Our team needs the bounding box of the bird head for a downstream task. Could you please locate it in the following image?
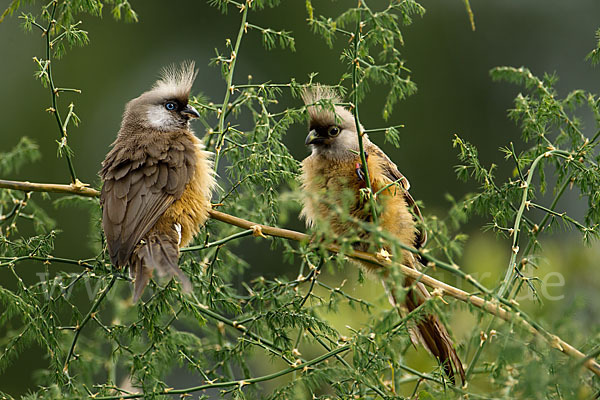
[302,85,365,160]
[122,61,201,132]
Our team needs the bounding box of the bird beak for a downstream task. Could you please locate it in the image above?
[181,104,200,119]
[305,129,321,145]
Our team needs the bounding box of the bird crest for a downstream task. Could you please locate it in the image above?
[302,84,354,129]
[152,61,198,101]
[301,84,341,107]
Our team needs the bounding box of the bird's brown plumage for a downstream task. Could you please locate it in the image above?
[100,62,215,301]
[300,85,465,384]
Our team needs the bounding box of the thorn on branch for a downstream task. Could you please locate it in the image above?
[479,331,487,346]
[250,225,267,238]
[375,248,391,262]
[431,288,448,304]
[551,335,564,351]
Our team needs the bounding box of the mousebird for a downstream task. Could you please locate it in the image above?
[299,85,465,384]
[100,62,216,302]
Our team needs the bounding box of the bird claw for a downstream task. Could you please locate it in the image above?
[355,152,369,182]
[355,163,366,182]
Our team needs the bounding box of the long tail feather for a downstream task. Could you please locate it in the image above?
[383,255,465,385]
[403,281,465,384]
[129,230,190,302]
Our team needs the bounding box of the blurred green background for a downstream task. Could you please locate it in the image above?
[1,0,599,396]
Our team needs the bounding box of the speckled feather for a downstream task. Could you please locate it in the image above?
[300,85,464,384]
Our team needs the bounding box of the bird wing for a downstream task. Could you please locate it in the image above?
[100,134,195,267]
[374,147,411,191]
[373,147,428,249]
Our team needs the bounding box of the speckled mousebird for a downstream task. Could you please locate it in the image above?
[299,85,465,384]
[100,62,216,302]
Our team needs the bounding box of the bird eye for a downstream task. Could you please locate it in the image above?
[165,101,177,111]
[328,126,340,137]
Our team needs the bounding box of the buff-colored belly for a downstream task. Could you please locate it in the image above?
[302,154,416,251]
[155,140,213,247]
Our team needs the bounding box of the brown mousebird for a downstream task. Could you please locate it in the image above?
[300,86,465,384]
[100,62,216,302]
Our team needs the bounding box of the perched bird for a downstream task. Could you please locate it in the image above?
[100,62,216,301]
[300,86,465,384]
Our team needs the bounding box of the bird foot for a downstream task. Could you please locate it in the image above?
[355,163,366,182]
[355,152,369,182]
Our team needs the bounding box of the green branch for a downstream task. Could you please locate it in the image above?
[213,0,249,171]
[498,150,558,297]
[62,275,117,376]
[0,254,95,269]
[181,229,254,252]
[92,344,351,399]
[351,9,379,224]
[44,1,78,184]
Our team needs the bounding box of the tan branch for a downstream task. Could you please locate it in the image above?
[0,179,99,197]
[1,178,598,376]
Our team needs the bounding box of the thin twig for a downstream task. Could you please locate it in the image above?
[181,229,254,252]
[498,150,558,297]
[306,327,388,398]
[0,254,95,268]
[91,344,351,399]
[213,0,249,170]
[63,275,117,375]
[187,295,291,363]
[44,1,78,183]
[351,9,379,224]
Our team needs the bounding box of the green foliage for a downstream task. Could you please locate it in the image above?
[0,141,54,237]
[307,0,423,120]
[1,1,600,399]
[586,28,600,66]
[0,137,40,175]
